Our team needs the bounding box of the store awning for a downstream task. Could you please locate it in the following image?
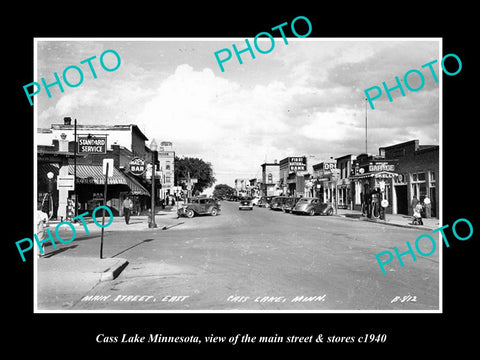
[37,163,150,196]
[69,165,150,196]
[350,171,398,180]
[68,165,126,185]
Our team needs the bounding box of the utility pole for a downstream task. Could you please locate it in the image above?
[365,97,368,154]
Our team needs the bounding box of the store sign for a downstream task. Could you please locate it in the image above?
[289,164,306,171]
[57,175,75,190]
[368,161,395,172]
[78,136,107,154]
[129,157,146,176]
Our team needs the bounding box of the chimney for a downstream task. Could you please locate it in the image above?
[64,117,72,125]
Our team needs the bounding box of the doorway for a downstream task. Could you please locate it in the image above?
[395,185,408,215]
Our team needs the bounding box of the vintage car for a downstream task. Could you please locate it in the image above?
[257,196,274,208]
[292,197,334,216]
[177,197,221,218]
[238,199,254,210]
[282,196,302,213]
[269,196,289,211]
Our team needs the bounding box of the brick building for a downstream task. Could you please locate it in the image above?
[380,140,439,217]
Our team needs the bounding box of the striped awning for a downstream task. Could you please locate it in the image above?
[68,165,150,196]
[37,163,150,196]
[68,165,125,185]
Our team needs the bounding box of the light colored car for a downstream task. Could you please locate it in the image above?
[239,199,254,210]
[251,197,261,206]
[292,197,334,216]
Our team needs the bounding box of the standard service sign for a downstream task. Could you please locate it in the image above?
[129,157,146,176]
[78,136,107,154]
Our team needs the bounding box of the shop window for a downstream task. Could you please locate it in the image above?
[429,171,436,186]
[411,172,427,202]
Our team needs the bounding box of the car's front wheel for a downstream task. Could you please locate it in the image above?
[186,209,195,218]
[211,208,218,216]
[309,209,315,216]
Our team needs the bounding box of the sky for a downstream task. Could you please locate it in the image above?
[35,38,440,192]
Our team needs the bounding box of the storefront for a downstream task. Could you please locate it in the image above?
[350,157,398,214]
[37,163,150,219]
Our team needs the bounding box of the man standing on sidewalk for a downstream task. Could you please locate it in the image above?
[122,196,133,225]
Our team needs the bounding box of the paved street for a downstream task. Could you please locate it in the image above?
[37,201,439,311]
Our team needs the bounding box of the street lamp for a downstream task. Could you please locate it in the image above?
[149,139,158,228]
[46,171,54,219]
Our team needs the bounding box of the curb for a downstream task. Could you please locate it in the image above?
[99,258,129,281]
[335,213,437,231]
[357,216,436,231]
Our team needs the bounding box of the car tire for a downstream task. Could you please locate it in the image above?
[211,208,218,216]
[327,208,333,216]
[309,209,315,216]
[186,209,195,218]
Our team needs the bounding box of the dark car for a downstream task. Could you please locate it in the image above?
[238,199,253,210]
[282,197,302,213]
[177,197,221,218]
[292,197,334,216]
[257,196,274,208]
[270,196,289,211]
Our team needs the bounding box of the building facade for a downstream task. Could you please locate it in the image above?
[279,156,307,196]
[157,141,175,200]
[260,161,281,196]
[37,117,156,220]
[381,140,439,217]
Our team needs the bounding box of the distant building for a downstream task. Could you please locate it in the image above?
[234,178,249,197]
[279,156,307,196]
[261,161,281,196]
[157,141,175,200]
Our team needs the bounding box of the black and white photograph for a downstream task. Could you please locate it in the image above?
[7,6,477,355]
[33,38,441,312]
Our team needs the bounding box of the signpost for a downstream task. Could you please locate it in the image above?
[100,159,113,259]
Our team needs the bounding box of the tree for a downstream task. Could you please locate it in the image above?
[213,184,235,199]
[174,156,216,194]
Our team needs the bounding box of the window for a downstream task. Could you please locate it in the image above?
[166,161,171,170]
[268,173,272,183]
[411,172,427,202]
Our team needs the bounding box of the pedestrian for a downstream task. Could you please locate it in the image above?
[122,195,133,225]
[412,202,424,225]
[411,195,419,214]
[36,203,49,257]
[171,195,175,206]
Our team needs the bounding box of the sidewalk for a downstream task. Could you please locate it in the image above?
[336,208,440,231]
[49,205,182,232]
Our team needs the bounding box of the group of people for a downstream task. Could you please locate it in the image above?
[361,187,385,219]
[410,195,425,225]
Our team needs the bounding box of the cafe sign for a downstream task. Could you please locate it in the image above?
[129,157,146,176]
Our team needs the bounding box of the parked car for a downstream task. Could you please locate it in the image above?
[282,196,302,213]
[238,199,254,210]
[270,196,289,211]
[177,197,221,218]
[257,196,274,208]
[251,196,261,206]
[292,197,334,216]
